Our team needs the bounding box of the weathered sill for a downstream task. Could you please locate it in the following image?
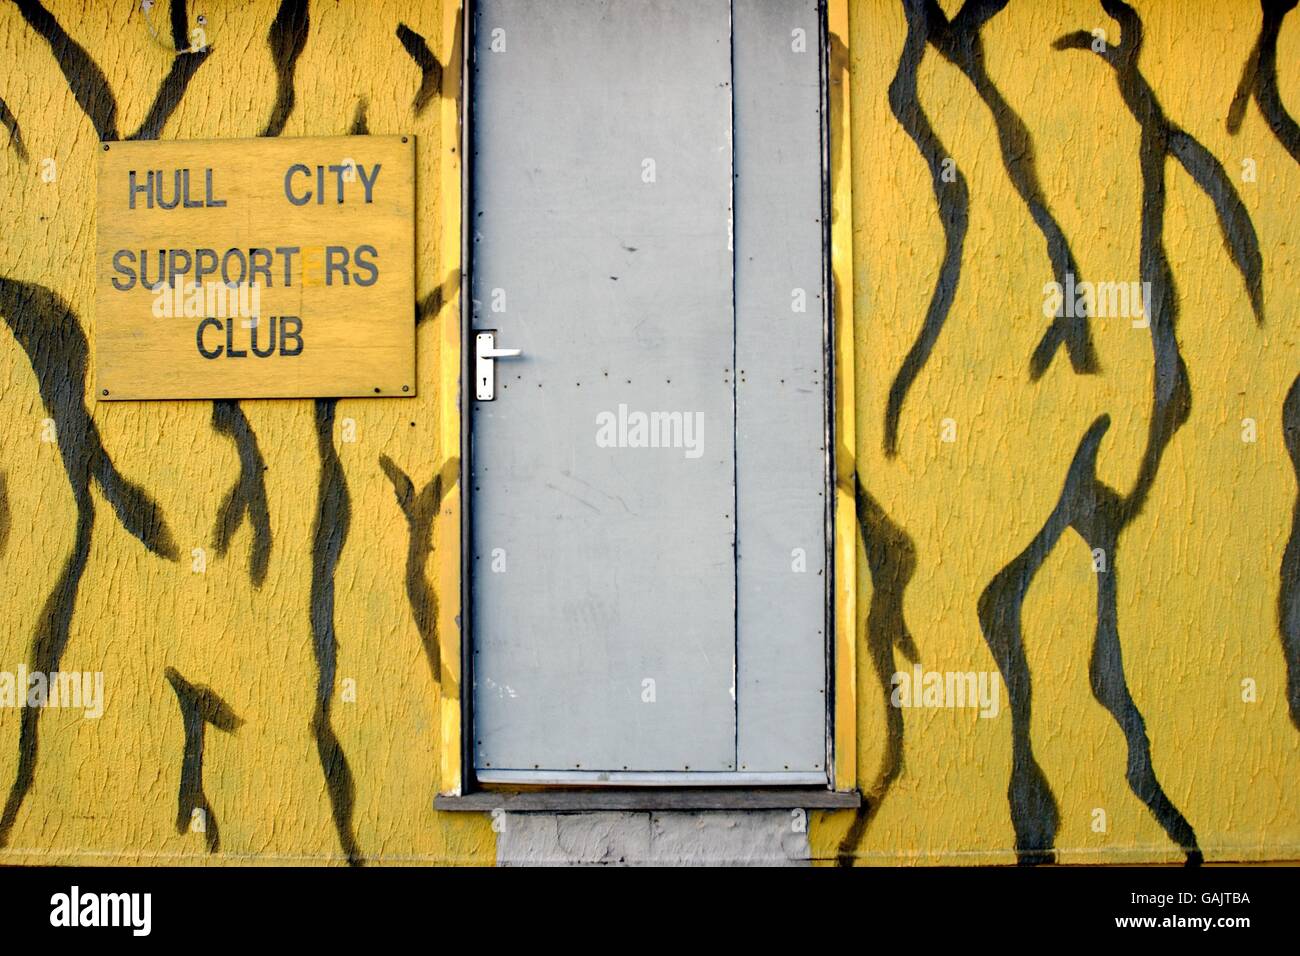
[434,788,861,812]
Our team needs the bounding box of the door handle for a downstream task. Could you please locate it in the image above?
[475,331,522,400]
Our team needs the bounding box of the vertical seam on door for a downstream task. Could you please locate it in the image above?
[728,0,740,772]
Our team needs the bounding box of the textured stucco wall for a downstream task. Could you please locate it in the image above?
[814,0,1300,866]
[0,0,1296,866]
[0,0,491,865]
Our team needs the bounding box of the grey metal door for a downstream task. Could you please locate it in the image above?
[470,0,827,783]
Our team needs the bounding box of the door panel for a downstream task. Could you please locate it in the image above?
[470,0,737,773]
[733,0,828,773]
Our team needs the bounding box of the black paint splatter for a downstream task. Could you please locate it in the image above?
[0,498,92,849]
[978,420,1106,864]
[206,0,315,589]
[128,0,212,140]
[168,0,190,50]
[0,279,176,848]
[921,0,1099,380]
[416,271,461,327]
[253,0,362,863]
[837,477,918,866]
[16,0,210,144]
[980,415,1201,866]
[13,0,119,140]
[396,23,442,116]
[0,472,9,559]
[350,97,369,136]
[1056,5,1264,325]
[246,0,362,864]
[0,0,213,846]
[1279,373,1300,729]
[310,400,362,865]
[975,0,1246,865]
[0,281,176,559]
[211,401,272,589]
[0,97,27,162]
[128,48,211,141]
[883,0,970,458]
[1228,0,1299,163]
[381,455,460,697]
[165,667,242,853]
[261,0,310,137]
[1165,129,1264,323]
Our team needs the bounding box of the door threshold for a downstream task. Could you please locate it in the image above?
[435,787,860,813]
[475,769,827,786]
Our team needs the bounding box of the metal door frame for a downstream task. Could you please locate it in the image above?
[446,0,852,797]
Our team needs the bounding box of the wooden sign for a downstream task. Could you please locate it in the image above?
[95,135,416,400]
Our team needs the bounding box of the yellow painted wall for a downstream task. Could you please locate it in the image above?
[816,0,1300,865]
[0,0,1295,865]
[0,0,490,865]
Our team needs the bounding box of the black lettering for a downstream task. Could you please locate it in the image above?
[182,169,203,208]
[250,317,276,358]
[194,248,218,284]
[285,164,311,205]
[205,168,226,207]
[279,316,303,356]
[325,246,350,286]
[353,244,378,287]
[156,169,181,210]
[128,170,152,210]
[248,248,273,288]
[357,163,381,203]
[139,249,163,289]
[220,248,247,286]
[168,249,192,282]
[111,250,136,291]
[275,246,300,286]
[225,318,247,358]
[328,165,346,204]
[196,317,223,358]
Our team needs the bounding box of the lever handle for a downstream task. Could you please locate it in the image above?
[475,331,521,401]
